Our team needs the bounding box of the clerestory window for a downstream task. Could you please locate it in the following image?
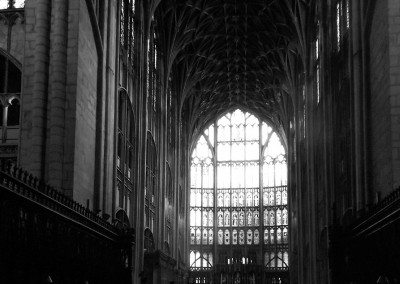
[120,0,135,64]
[336,0,350,52]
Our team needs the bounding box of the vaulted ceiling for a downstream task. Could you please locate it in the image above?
[155,0,303,137]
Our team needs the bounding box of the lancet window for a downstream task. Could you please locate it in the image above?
[146,22,159,132]
[120,0,136,63]
[336,0,350,52]
[314,18,321,104]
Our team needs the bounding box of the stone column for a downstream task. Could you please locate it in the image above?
[31,0,51,178]
[48,0,68,189]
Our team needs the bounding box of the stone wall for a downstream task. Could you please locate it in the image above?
[72,0,98,205]
[369,0,400,197]
[389,0,400,190]
[19,0,100,207]
[369,0,392,196]
[0,12,25,65]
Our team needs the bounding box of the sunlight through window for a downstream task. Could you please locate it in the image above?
[189,109,289,281]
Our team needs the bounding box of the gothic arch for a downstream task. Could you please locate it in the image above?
[144,227,155,252]
[115,208,131,229]
[0,48,22,70]
[189,109,289,283]
[116,87,135,221]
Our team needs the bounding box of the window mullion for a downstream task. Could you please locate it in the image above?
[190,110,288,279]
[200,161,203,252]
[213,120,217,257]
[259,121,264,254]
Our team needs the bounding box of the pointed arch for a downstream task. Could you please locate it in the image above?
[115,87,135,222]
[0,50,21,163]
[189,108,289,281]
[115,209,131,229]
[144,227,155,252]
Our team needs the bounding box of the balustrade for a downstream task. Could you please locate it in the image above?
[0,161,135,284]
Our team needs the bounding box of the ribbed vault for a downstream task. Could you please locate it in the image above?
[155,0,303,137]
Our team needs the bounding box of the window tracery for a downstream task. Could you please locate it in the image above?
[189,109,289,280]
[120,0,135,63]
[146,21,160,133]
[336,0,350,52]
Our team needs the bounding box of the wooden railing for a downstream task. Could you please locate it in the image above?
[0,161,119,237]
[0,161,135,283]
[330,187,400,283]
[350,187,400,238]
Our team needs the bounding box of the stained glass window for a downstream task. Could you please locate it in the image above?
[189,109,288,280]
[314,18,321,105]
[218,230,223,245]
[335,0,350,52]
[233,229,238,244]
[146,21,159,131]
[239,230,245,245]
[190,250,213,270]
[254,229,260,245]
[336,1,342,50]
[120,0,135,63]
[345,0,350,29]
[262,125,289,273]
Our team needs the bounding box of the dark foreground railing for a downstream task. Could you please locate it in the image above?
[0,161,118,236]
[0,162,134,284]
[331,187,400,284]
[350,187,400,238]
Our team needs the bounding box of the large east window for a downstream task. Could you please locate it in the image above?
[189,109,288,283]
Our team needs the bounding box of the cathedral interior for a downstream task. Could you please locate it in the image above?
[0,0,400,283]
